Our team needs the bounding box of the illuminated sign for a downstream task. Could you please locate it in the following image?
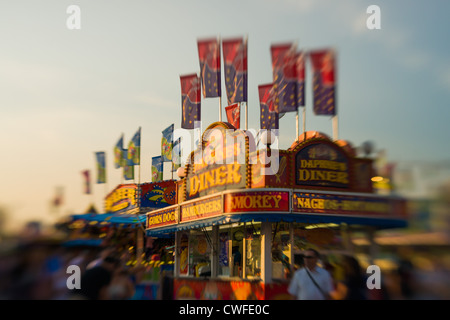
[140,180,177,209]
[180,195,223,223]
[187,163,246,199]
[104,184,138,213]
[224,191,290,213]
[146,207,178,229]
[295,142,350,189]
[292,192,395,217]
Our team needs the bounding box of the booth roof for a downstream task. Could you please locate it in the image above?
[71,212,146,227]
[145,213,407,237]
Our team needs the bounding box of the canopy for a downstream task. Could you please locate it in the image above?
[146,212,407,237]
[70,212,146,228]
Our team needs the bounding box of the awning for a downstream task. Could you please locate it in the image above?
[145,212,407,237]
[70,212,146,228]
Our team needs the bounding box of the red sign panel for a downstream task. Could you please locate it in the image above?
[224,191,290,213]
[146,207,178,229]
[180,195,223,223]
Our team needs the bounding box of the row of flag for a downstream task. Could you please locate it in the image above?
[259,45,336,130]
[78,38,337,196]
[80,124,183,194]
[181,37,247,130]
[180,37,336,132]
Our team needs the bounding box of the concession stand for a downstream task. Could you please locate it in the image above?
[145,122,408,300]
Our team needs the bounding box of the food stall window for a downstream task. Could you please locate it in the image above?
[188,228,213,277]
[272,222,291,280]
[244,222,261,279]
[291,222,346,272]
[218,224,244,277]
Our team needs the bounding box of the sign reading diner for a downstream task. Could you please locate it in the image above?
[295,141,350,189]
[186,125,247,200]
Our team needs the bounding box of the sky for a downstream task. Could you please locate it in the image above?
[1,0,450,233]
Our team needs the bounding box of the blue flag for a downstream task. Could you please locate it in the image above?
[152,156,163,182]
[95,152,106,184]
[161,124,174,162]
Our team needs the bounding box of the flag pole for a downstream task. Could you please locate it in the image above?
[291,40,299,141]
[139,126,141,186]
[332,115,338,140]
[245,35,248,130]
[332,48,338,141]
[302,107,306,136]
[218,35,222,122]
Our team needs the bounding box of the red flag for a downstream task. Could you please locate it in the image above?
[198,38,221,98]
[258,84,279,130]
[180,74,201,129]
[270,43,298,113]
[81,170,91,194]
[222,37,247,105]
[53,186,64,207]
[225,103,240,129]
[309,49,336,115]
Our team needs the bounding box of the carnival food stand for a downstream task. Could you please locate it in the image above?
[143,122,408,300]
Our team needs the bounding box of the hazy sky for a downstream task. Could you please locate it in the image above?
[1,0,449,232]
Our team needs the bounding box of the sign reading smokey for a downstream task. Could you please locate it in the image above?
[180,195,223,223]
[295,141,350,189]
[146,207,178,229]
[292,192,395,217]
[224,190,290,213]
[186,124,248,200]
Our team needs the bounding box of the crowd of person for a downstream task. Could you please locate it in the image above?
[0,240,171,300]
[287,248,414,300]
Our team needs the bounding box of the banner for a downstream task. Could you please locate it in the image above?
[225,103,240,129]
[161,124,174,162]
[128,127,141,165]
[152,156,163,183]
[114,134,124,169]
[172,137,182,172]
[197,38,221,98]
[258,83,279,130]
[95,151,106,184]
[222,37,247,105]
[310,49,336,115]
[180,74,201,129]
[81,170,91,194]
[123,149,134,180]
[52,186,64,208]
[271,43,298,113]
[296,51,306,107]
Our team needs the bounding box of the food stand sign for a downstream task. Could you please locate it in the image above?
[140,180,177,209]
[104,184,138,213]
[180,195,223,223]
[292,192,397,217]
[146,206,178,229]
[224,190,290,213]
[295,141,350,189]
[185,126,248,200]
